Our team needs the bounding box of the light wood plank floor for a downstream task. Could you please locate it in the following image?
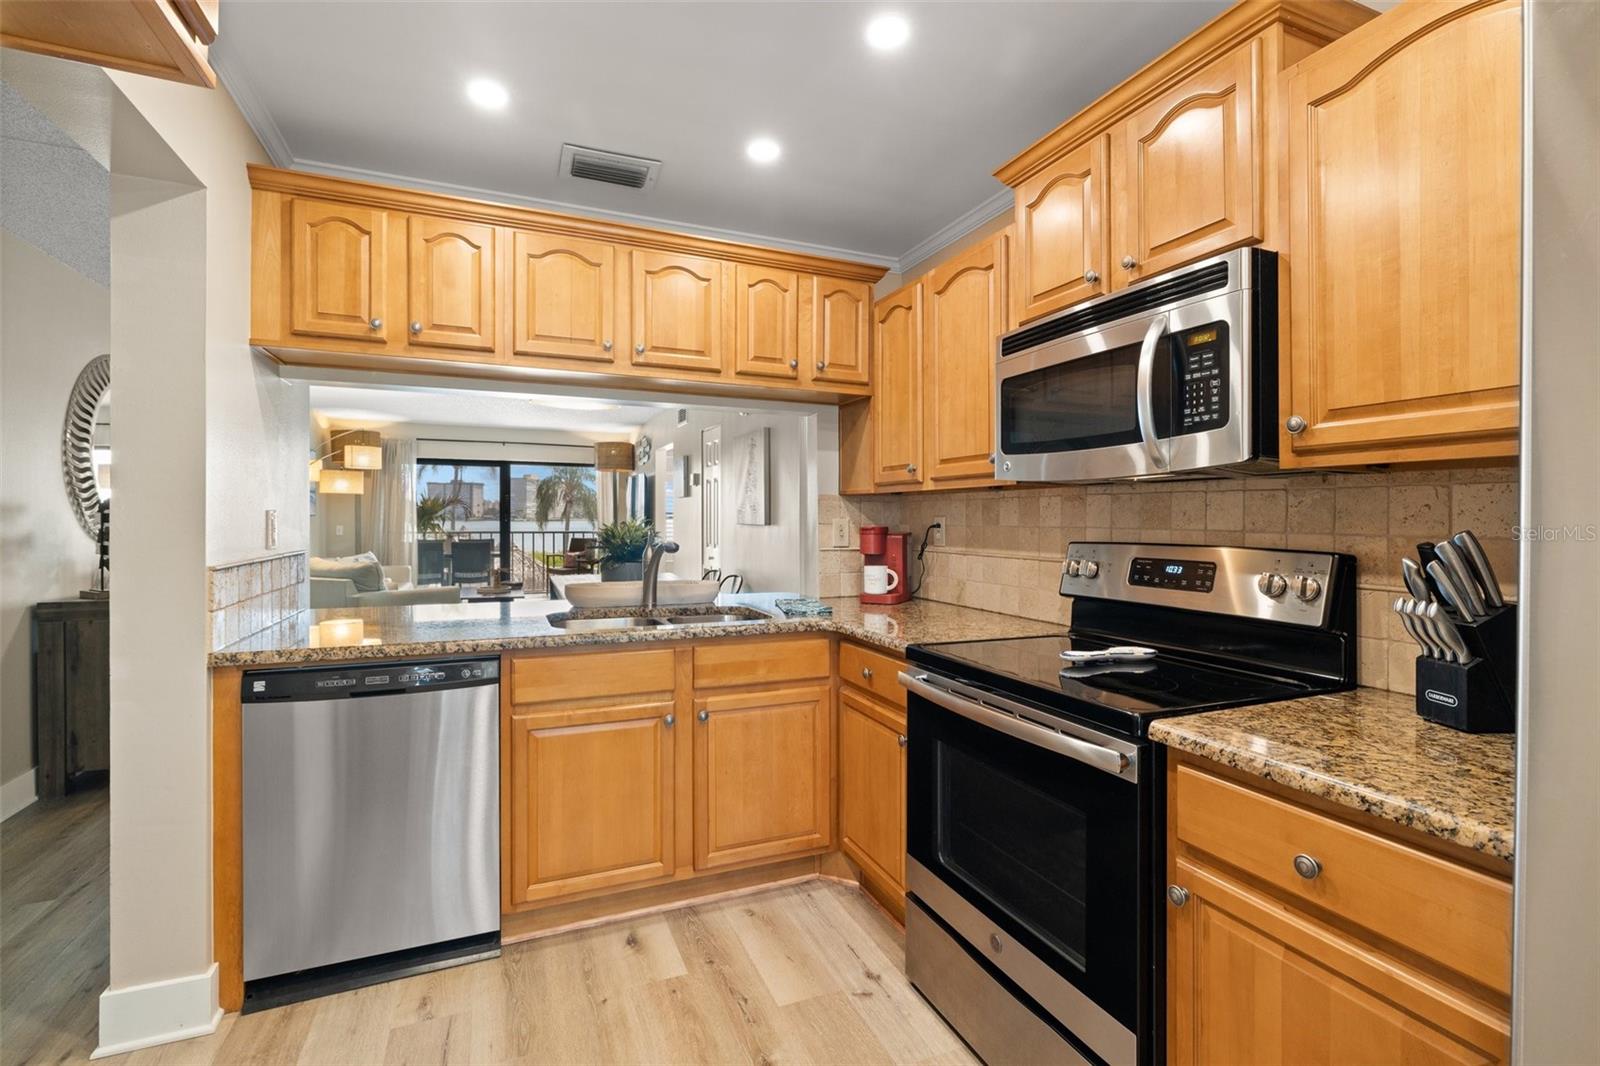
[2,789,975,1066]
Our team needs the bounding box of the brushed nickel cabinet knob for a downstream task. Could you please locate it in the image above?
[1167,885,1190,907]
[1293,853,1323,880]
[1121,255,1138,270]
[1084,269,1100,284]
[602,340,613,351]
[635,343,646,355]
[789,359,798,369]
[369,317,383,330]
[697,709,709,723]
[897,734,907,748]
[663,713,675,727]
[1285,415,1308,434]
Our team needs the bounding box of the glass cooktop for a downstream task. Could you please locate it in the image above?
[906,632,1326,739]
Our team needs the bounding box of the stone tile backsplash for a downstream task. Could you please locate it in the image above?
[820,464,1519,694]
[208,551,308,650]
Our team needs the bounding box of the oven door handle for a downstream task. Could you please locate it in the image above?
[898,672,1131,777]
[1134,312,1170,471]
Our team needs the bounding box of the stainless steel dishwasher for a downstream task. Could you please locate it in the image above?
[240,657,500,1011]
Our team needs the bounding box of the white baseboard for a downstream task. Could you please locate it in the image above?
[1,768,37,821]
[93,963,221,1059]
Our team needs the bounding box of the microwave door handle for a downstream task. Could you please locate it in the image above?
[898,672,1130,777]
[1135,313,1170,471]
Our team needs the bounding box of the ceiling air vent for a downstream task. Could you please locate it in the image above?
[559,144,661,191]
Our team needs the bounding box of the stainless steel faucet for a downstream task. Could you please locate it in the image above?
[641,540,680,608]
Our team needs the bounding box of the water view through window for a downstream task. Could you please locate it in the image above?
[416,460,598,593]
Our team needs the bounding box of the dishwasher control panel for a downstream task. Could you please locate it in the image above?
[242,657,499,702]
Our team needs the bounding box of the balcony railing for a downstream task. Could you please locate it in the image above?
[416,530,593,595]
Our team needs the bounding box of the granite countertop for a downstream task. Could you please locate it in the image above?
[1149,688,1515,861]
[207,593,1066,668]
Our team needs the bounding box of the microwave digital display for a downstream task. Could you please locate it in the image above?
[1128,557,1217,592]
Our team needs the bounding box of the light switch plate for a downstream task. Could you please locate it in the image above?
[264,509,278,549]
[832,518,849,547]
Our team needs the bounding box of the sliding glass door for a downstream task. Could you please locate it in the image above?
[415,459,597,593]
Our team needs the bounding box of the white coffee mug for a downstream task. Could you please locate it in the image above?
[863,565,900,595]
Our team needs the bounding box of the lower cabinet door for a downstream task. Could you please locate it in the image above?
[509,699,677,905]
[693,684,831,870]
[838,688,906,900]
[1167,858,1508,1065]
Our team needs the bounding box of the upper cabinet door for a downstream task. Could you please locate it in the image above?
[732,264,800,380]
[872,283,924,488]
[1116,39,1262,284]
[809,276,871,386]
[405,215,496,352]
[511,231,617,364]
[630,250,726,374]
[925,235,1006,483]
[1283,0,1520,466]
[289,198,388,343]
[1014,135,1108,323]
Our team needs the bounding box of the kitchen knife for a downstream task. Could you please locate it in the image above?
[1400,557,1432,603]
[1416,542,1444,597]
[1416,601,1461,664]
[1394,597,1433,658]
[1400,598,1439,659]
[1426,601,1473,664]
[1435,540,1488,619]
[1451,530,1506,608]
[1426,560,1479,622]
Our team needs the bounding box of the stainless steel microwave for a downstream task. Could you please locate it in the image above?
[995,248,1278,482]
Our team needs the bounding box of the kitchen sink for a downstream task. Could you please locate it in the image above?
[545,616,671,632]
[662,614,762,627]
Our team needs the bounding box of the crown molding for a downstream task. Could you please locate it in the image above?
[209,49,291,166]
[290,158,900,272]
[893,188,1014,276]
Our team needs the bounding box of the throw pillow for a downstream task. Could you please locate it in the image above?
[310,552,386,593]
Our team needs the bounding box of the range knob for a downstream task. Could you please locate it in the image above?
[1065,559,1082,578]
[1293,575,1324,603]
[1257,571,1288,599]
[1080,560,1100,579]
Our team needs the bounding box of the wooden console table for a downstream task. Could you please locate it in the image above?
[32,598,109,798]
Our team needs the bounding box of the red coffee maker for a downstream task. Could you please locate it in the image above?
[859,525,912,605]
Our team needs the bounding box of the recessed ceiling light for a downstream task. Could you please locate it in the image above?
[745,137,781,164]
[865,13,910,51]
[465,77,509,111]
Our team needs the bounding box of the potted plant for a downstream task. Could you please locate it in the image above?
[595,518,653,582]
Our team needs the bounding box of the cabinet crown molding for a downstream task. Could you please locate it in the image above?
[247,165,888,283]
[993,0,1375,188]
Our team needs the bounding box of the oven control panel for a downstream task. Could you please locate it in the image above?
[1060,542,1344,627]
[1174,323,1230,434]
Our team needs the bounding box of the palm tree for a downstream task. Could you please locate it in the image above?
[415,495,451,537]
[534,466,599,539]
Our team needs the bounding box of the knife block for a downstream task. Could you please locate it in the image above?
[1413,604,1518,734]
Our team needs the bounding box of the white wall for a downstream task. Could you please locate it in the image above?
[0,231,108,800]
[1512,1,1600,1058]
[639,406,818,595]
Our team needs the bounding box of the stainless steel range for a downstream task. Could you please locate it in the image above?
[899,543,1357,1065]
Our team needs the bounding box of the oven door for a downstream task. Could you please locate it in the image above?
[996,289,1250,482]
[902,670,1147,1066]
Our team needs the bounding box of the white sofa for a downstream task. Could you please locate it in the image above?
[309,564,463,609]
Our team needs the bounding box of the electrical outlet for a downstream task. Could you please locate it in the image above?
[264,509,278,550]
[832,518,850,548]
[931,517,947,547]
[335,524,345,537]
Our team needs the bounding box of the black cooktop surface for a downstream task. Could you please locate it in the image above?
[906,632,1329,738]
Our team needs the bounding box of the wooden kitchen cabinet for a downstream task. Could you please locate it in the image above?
[630,249,728,375]
[1166,755,1511,1064]
[1113,39,1262,286]
[807,276,872,387]
[405,214,497,352]
[838,687,907,919]
[732,264,801,381]
[509,231,619,365]
[924,234,1008,484]
[871,281,925,488]
[288,198,389,344]
[1014,135,1108,322]
[693,683,832,870]
[1281,0,1521,467]
[507,698,679,905]
[0,0,218,88]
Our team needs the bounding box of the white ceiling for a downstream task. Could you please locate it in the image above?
[212,1,1229,267]
[309,383,665,436]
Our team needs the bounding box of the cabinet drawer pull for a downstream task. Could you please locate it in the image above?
[1293,853,1323,880]
[861,666,873,680]
[1167,884,1190,907]
[697,709,710,723]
